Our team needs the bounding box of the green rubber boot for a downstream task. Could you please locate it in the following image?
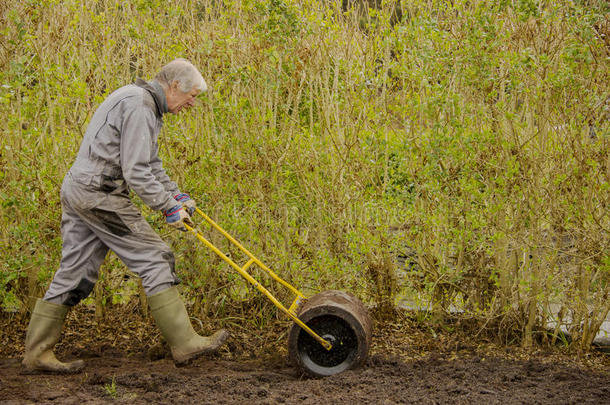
[149,286,229,364]
[22,299,85,373]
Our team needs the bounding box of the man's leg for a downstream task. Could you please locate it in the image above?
[23,195,107,373]
[69,187,228,364]
[43,210,109,305]
[75,194,180,296]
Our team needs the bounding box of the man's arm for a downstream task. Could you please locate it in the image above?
[150,142,181,197]
[120,106,176,212]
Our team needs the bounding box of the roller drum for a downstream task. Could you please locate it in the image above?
[288,290,372,377]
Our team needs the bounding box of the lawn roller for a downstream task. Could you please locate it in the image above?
[183,207,372,377]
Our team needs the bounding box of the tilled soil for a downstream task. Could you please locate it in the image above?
[1,352,609,404]
[2,307,609,404]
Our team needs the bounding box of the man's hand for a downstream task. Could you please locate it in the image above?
[164,205,192,231]
[174,193,196,216]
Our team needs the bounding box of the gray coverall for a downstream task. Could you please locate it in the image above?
[44,79,182,305]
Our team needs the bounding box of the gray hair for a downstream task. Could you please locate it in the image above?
[155,58,207,93]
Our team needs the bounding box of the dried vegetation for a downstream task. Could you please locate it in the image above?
[0,0,608,351]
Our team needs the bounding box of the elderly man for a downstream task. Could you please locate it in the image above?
[22,58,228,373]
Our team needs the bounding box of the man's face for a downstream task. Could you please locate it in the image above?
[166,81,200,114]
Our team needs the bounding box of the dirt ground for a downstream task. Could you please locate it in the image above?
[1,308,609,404]
[1,350,609,404]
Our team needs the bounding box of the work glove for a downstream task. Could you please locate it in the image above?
[164,205,192,231]
[174,193,196,216]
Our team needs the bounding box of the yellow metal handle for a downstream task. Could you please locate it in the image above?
[183,210,332,351]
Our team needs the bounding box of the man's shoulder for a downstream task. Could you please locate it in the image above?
[105,84,157,113]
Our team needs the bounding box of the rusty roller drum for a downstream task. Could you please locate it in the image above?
[288,290,372,377]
